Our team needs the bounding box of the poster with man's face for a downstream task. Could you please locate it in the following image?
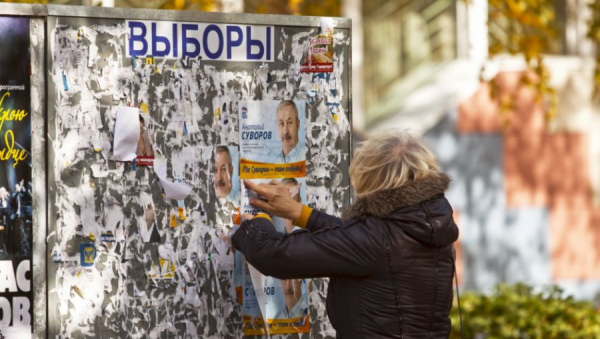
[238,100,310,335]
[211,146,242,303]
[212,146,240,210]
[240,177,311,335]
[239,100,306,168]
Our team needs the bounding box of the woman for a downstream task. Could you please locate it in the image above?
[232,131,459,338]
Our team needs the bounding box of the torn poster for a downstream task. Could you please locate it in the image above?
[242,178,310,336]
[136,110,155,166]
[239,100,311,335]
[242,259,266,336]
[212,146,242,290]
[213,145,240,227]
[111,106,140,162]
[301,18,336,73]
[154,157,193,200]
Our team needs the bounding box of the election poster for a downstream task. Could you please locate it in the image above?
[211,145,243,301]
[213,145,240,228]
[0,16,33,338]
[240,100,306,171]
[239,100,310,335]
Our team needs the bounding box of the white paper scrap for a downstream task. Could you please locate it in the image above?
[248,264,270,338]
[111,106,140,161]
[154,158,193,200]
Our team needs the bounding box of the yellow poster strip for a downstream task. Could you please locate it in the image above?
[242,315,264,336]
[240,158,306,179]
[268,315,310,334]
[242,315,311,335]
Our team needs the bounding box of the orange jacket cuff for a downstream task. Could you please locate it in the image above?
[254,213,272,222]
[293,205,312,228]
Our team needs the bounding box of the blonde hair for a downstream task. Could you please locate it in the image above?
[350,130,440,196]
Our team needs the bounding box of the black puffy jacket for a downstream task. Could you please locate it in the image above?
[232,173,459,338]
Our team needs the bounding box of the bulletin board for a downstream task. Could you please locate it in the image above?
[42,5,352,339]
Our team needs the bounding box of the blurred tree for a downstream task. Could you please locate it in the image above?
[244,0,340,16]
[1,0,48,3]
[160,0,218,11]
[587,1,600,100]
[487,0,559,126]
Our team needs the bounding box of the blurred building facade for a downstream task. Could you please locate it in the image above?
[355,0,600,301]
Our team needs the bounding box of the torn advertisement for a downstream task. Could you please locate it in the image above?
[241,178,311,335]
[136,111,155,166]
[212,145,240,275]
[154,157,193,200]
[139,192,160,243]
[111,106,140,161]
[213,146,240,227]
[301,18,337,73]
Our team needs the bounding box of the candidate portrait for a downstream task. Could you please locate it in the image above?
[214,146,234,199]
[275,100,303,164]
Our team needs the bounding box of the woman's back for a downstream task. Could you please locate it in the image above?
[325,174,458,338]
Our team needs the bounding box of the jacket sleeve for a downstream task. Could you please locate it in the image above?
[305,209,344,233]
[232,216,380,280]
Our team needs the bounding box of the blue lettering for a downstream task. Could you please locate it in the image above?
[246,26,264,60]
[182,24,200,58]
[227,26,243,59]
[151,23,171,57]
[203,24,224,59]
[128,21,147,57]
[172,23,178,58]
[266,26,271,60]
[240,131,272,140]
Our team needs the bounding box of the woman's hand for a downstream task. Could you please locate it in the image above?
[244,180,303,222]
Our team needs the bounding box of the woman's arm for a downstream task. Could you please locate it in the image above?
[243,180,346,233]
[232,216,379,280]
[294,206,344,233]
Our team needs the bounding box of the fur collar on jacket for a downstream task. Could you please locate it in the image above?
[342,173,451,220]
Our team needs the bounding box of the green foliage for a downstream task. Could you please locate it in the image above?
[450,283,600,339]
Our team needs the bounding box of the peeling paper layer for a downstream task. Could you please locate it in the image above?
[154,157,193,200]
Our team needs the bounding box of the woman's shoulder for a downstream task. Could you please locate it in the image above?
[342,173,451,220]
